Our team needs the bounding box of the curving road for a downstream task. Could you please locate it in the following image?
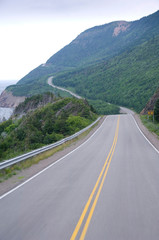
[0,114,159,240]
[48,76,82,99]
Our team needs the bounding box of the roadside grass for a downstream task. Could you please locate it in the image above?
[0,119,100,183]
[140,115,159,137]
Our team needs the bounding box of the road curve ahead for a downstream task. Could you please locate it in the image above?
[48,76,82,99]
[1,114,159,240]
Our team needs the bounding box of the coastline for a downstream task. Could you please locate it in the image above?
[0,80,17,122]
[0,107,14,122]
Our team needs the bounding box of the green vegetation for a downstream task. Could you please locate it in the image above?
[140,115,159,137]
[0,119,99,182]
[53,35,159,112]
[7,74,73,98]
[154,99,159,122]
[88,99,120,115]
[0,97,97,162]
[6,74,53,97]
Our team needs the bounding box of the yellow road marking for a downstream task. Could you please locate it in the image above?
[80,117,120,239]
[70,116,120,240]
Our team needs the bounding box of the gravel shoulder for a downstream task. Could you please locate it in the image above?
[133,113,159,151]
[121,106,159,151]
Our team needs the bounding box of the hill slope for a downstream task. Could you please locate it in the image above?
[46,10,159,68]
[0,96,97,161]
[2,10,159,112]
[53,35,159,112]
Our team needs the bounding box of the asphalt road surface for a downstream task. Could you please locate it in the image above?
[48,77,82,99]
[0,114,159,240]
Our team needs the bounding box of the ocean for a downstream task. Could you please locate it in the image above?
[0,80,17,122]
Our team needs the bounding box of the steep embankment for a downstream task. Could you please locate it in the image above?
[13,92,57,116]
[141,88,159,114]
[0,90,25,108]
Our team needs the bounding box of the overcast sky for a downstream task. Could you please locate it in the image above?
[0,0,159,82]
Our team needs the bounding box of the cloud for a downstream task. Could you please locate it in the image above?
[1,0,158,21]
[0,0,158,26]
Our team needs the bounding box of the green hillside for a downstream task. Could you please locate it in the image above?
[47,10,159,68]
[0,96,97,161]
[3,10,159,112]
[54,35,159,112]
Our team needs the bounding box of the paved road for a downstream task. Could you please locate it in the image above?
[48,77,82,99]
[120,106,135,115]
[0,114,159,240]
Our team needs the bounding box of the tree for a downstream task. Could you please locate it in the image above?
[154,99,159,122]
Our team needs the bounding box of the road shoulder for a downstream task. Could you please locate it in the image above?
[133,114,159,151]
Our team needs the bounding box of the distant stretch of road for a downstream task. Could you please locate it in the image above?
[48,76,82,99]
[0,114,159,240]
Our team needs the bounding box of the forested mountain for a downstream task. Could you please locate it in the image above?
[54,35,159,112]
[46,10,159,68]
[3,10,159,112]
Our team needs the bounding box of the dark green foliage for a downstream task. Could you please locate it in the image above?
[53,35,159,112]
[154,99,159,122]
[0,97,97,161]
[0,119,13,135]
[88,100,120,115]
[43,132,63,144]
[15,128,26,141]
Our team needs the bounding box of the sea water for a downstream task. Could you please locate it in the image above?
[0,80,17,122]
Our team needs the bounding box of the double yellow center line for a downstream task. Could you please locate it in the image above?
[70,116,120,240]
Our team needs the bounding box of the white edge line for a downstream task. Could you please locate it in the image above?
[131,114,159,154]
[0,116,108,200]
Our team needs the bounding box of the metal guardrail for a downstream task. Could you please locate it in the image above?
[0,117,101,170]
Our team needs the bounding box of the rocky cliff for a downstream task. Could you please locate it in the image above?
[0,91,25,108]
[13,92,57,116]
[141,88,159,114]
